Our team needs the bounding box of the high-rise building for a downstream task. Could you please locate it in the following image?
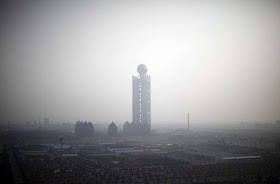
[124,64,151,136]
[132,64,151,125]
[75,121,94,137]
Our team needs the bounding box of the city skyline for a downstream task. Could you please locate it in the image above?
[1,1,280,184]
[0,0,280,124]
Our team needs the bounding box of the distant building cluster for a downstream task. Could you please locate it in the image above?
[75,121,94,137]
[75,64,151,138]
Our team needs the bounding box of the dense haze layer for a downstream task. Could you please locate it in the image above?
[0,0,280,124]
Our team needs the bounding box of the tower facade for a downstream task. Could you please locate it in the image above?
[132,64,151,126]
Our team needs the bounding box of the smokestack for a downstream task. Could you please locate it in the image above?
[188,113,190,131]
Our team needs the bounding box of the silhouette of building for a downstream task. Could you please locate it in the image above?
[133,64,151,126]
[123,64,151,136]
[108,121,118,136]
[123,121,150,136]
[75,121,94,137]
[123,121,131,135]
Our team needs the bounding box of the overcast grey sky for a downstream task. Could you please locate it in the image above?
[0,0,280,124]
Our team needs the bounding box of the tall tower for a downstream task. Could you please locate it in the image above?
[132,64,151,125]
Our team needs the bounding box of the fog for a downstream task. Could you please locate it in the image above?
[0,0,280,124]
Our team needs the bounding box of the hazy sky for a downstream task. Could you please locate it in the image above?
[0,0,280,124]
